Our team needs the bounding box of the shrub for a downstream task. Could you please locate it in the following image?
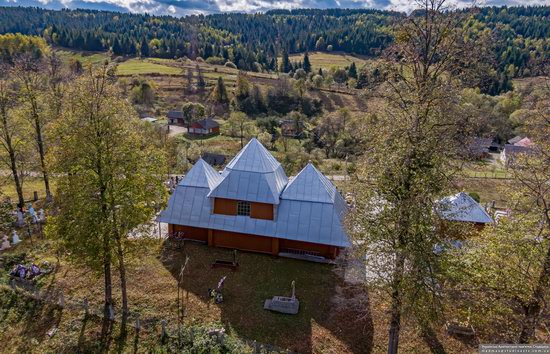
[468,192,481,203]
[224,61,237,69]
[205,56,225,65]
[1,252,26,270]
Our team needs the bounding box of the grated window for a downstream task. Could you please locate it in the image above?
[237,201,251,216]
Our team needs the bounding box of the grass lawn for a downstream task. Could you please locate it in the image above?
[454,178,512,209]
[117,59,182,76]
[55,49,110,66]
[0,236,375,353]
[0,177,54,202]
[287,52,369,71]
[0,231,475,353]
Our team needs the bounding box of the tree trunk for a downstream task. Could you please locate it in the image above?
[388,255,405,354]
[0,109,25,207]
[518,241,550,343]
[103,240,113,314]
[115,234,129,315]
[33,118,51,200]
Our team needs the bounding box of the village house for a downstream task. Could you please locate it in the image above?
[159,138,350,260]
[167,110,185,125]
[500,137,533,167]
[436,192,493,230]
[189,118,220,136]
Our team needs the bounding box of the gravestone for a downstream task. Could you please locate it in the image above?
[28,204,38,223]
[38,209,45,223]
[12,230,21,245]
[263,281,299,315]
[1,235,11,251]
[16,210,24,227]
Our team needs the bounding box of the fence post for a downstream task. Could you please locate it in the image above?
[58,293,65,308]
[135,313,141,332]
[83,298,89,316]
[161,319,168,339]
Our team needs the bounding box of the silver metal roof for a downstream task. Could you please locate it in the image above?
[282,163,339,204]
[179,158,223,190]
[159,140,350,248]
[436,192,493,224]
[207,138,288,205]
[226,138,282,173]
[159,185,350,247]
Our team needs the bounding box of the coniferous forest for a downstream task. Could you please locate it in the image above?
[0,6,548,94]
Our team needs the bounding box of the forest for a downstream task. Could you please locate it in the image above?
[0,6,548,94]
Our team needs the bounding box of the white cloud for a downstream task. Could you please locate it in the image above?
[1,0,547,16]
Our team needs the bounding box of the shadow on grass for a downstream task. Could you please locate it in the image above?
[160,241,373,354]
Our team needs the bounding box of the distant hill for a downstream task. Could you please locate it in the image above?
[0,6,548,94]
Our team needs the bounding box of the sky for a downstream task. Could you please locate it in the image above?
[0,0,548,17]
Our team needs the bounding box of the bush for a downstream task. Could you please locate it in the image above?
[205,56,225,65]
[251,62,263,72]
[224,61,237,69]
[161,324,254,353]
[468,192,481,203]
[1,252,26,270]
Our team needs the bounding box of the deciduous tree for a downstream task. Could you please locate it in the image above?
[47,64,167,318]
[348,1,474,353]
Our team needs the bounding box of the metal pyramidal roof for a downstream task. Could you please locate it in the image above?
[179,158,223,190]
[436,192,493,224]
[225,138,282,173]
[208,138,288,204]
[282,163,338,203]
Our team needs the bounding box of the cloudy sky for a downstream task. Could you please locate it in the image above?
[0,0,547,17]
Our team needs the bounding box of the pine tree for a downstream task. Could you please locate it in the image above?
[196,65,206,93]
[112,38,123,55]
[348,62,357,79]
[140,37,149,57]
[281,50,291,73]
[213,76,229,104]
[303,52,312,73]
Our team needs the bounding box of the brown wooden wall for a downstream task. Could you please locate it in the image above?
[172,225,208,242]
[250,202,274,220]
[212,230,273,254]
[214,198,237,215]
[214,198,274,220]
[169,223,341,259]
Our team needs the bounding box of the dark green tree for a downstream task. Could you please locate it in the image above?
[140,37,149,57]
[303,52,312,73]
[348,61,357,79]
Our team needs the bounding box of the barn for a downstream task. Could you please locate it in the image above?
[159,138,350,260]
[188,118,220,136]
